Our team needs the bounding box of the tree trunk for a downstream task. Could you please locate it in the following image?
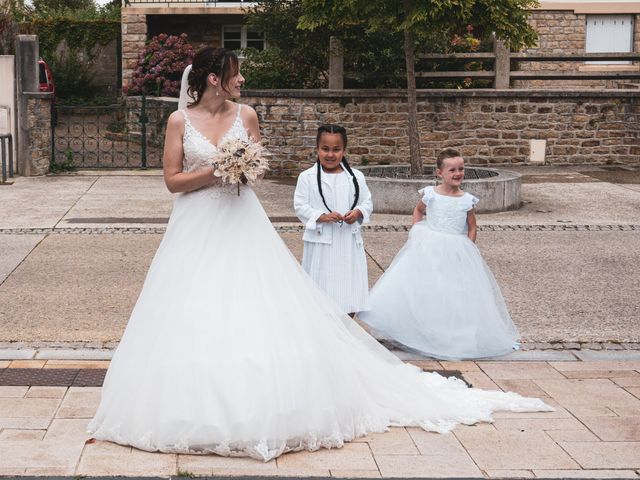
[404,28,422,176]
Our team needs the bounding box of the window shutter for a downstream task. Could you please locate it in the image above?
[585,15,634,64]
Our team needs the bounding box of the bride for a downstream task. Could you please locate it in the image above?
[88,46,551,461]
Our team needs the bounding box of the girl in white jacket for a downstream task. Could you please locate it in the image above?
[294,124,373,316]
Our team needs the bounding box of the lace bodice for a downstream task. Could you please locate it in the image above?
[420,186,478,234]
[180,104,249,174]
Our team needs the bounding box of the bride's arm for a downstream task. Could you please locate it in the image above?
[163,111,218,194]
[241,105,261,142]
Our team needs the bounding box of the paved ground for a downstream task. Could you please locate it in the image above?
[0,165,640,478]
[1,165,639,344]
[1,358,640,477]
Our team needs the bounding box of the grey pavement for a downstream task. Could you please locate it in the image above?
[0,164,639,346]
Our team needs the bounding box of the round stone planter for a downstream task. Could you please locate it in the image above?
[360,165,521,214]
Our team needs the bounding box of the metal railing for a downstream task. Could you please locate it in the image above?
[0,106,13,183]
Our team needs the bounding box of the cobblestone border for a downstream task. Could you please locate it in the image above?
[1,224,639,235]
[0,341,637,351]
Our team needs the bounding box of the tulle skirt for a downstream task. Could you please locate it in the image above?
[360,222,520,360]
[88,186,548,461]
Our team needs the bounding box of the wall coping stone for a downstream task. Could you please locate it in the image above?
[240,89,640,99]
[136,89,640,102]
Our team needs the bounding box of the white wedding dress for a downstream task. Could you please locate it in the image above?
[87,105,552,461]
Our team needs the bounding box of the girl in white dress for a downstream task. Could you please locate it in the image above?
[88,50,549,462]
[294,125,373,315]
[360,148,520,360]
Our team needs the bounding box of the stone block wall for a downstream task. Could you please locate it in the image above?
[515,11,640,89]
[24,92,52,175]
[122,13,147,89]
[138,90,640,175]
[242,90,640,173]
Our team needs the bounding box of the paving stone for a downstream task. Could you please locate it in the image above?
[562,370,640,380]
[25,386,67,399]
[493,379,551,398]
[0,429,46,441]
[375,453,483,478]
[407,429,468,456]
[614,377,640,387]
[532,469,640,478]
[579,417,640,441]
[0,362,9,368]
[276,442,377,471]
[8,360,46,369]
[43,360,110,369]
[0,441,84,470]
[24,467,76,475]
[0,417,52,429]
[494,350,577,361]
[0,350,35,360]
[0,397,61,418]
[485,470,535,478]
[534,379,640,409]
[177,453,277,476]
[461,371,501,390]
[35,349,114,360]
[454,429,580,470]
[544,429,601,442]
[77,441,177,476]
[559,442,640,469]
[331,469,382,478]
[574,351,640,361]
[275,467,331,477]
[407,360,443,370]
[354,427,418,455]
[611,405,640,416]
[479,362,565,380]
[43,418,91,444]
[492,417,585,431]
[55,387,101,419]
[0,386,27,398]
[0,467,26,475]
[549,361,640,372]
[628,387,640,400]
[440,361,481,372]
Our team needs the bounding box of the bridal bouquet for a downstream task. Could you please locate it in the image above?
[212,138,270,195]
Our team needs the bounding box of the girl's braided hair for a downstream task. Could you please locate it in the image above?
[186,47,239,107]
[315,124,360,212]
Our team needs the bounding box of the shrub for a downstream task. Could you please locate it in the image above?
[49,50,98,99]
[124,33,195,97]
[240,47,324,89]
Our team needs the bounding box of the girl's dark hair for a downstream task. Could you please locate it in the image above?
[315,124,359,212]
[186,47,239,107]
[436,148,462,169]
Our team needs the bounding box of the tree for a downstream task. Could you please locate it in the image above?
[247,0,406,89]
[299,0,539,175]
[32,0,95,13]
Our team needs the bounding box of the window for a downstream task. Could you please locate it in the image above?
[222,25,265,51]
[585,15,634,64]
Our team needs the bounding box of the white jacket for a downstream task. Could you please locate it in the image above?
[294,163,373,245]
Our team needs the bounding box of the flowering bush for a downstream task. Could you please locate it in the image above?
[124,33,195,97]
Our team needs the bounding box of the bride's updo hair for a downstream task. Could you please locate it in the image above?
[186,46,239,106]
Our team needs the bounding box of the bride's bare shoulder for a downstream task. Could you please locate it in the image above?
[166,110,187,132]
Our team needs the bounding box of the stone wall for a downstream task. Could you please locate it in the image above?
[515,11,640,89]
[138,90,640,175]
[24,92,52,175]
[121,13,147,89]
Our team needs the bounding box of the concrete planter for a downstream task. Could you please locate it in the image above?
[360,165,521,214]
